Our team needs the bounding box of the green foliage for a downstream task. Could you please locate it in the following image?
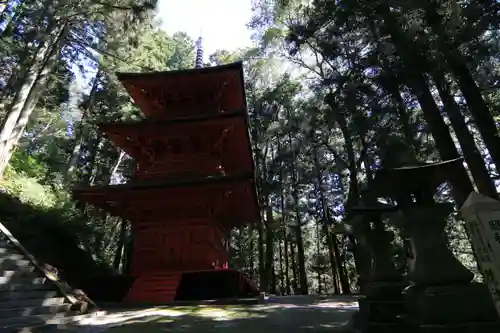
[0,169,112,284]
[8,150,48,181]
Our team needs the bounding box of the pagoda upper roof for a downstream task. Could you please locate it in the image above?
[116,62,246,120]
[116,61,244,81]
[72,173,260,228]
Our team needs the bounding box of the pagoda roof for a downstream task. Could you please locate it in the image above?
[116,61,244,81]
[72,173,260,228]
[98,111,255,174]
[116,62,246,119]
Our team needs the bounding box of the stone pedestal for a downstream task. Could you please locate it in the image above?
[403,283,499,332]
[358,282,408,333]
[360,223,406,333]
[396,204,500,332]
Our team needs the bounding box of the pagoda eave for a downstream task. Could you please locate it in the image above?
[98,112,255,174]
[98,109,247,132]
[72,174,260,226]
[99,111,249,146]
[73,172,256,193]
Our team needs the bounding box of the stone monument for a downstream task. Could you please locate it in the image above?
[461,191,500,318]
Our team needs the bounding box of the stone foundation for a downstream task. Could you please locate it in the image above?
[357,281,407,332]
[403,283,500,332]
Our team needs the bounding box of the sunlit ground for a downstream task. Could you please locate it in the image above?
[55,295,359,332]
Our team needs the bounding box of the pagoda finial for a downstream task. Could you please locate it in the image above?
[195,34,204,68]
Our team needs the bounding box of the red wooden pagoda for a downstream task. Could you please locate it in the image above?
[72,61,260,303]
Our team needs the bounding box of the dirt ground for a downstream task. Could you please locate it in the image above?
[57,295,359,333]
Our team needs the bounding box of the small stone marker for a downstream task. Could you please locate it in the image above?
[259,292,266,303]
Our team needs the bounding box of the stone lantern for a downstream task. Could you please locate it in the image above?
[348,201,406,332]
[372,158,500,332]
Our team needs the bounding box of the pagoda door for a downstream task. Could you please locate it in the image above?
[161,226,187,270]
[132,224,164,273]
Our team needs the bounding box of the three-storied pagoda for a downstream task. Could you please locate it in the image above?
[72,43,260,303]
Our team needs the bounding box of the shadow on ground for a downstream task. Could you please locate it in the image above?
[57,295,358,333]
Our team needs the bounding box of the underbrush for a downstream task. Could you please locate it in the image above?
[1,167,59,207]
[0,167,114,285]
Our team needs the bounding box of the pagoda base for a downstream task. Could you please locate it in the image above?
[124,269,259,304]
[75,274,136,302]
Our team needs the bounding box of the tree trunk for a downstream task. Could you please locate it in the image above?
[290,241,298,294]
[277,135,291,295]
[0,0,53,101]
[0,22,68,176]
[248,116,268,291]
[271,261,277,294]
[265,205,276,294]
[380,8,474,206]
[107,150,126,184]
[281,210,291,294]
[249,224,255,277]
[65,70,102,183]
[257,215,266,291]
[325,99,355,294]
[113,220,126,271]
[79,134,103,185]
[0,67,21,102]
[432,71,498,199]
[287,129,308,295]
[383,72,418,153]
[234,226,242,269]
[407,71,473,207]
[123,231,133,274]
[422,5,500,173]
[278,233,284,295]
[316,221,322,294]
[312,145,341,294]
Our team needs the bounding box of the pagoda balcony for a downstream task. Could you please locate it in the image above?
[99,112,255,181]
[131,155,224,181]
[72,173,260,230]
